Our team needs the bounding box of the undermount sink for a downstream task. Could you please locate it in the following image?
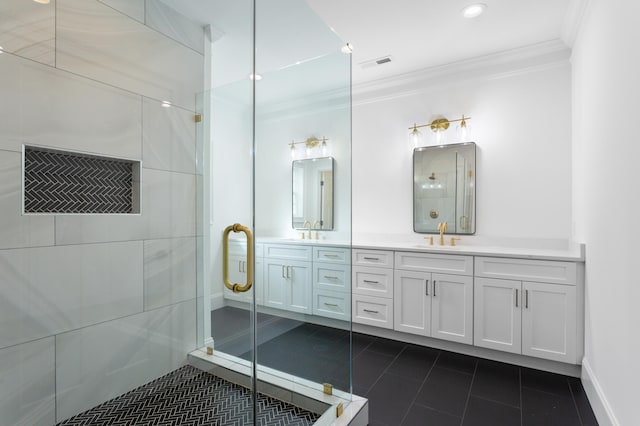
[413,244,462,250]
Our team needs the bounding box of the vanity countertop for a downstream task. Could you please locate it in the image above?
[248,238,585,262]
[351,241,585,262]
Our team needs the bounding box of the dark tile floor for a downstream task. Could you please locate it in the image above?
[212,307,599,426]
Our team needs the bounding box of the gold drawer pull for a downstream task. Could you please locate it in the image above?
[363,309,379,314]
[324,254,339,258]
[324,303,339,307]
[324,275,339,280]
[363,280,379,284]
[363,257,379,261]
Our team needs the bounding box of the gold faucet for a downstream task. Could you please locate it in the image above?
[303,220,312,240]
[313,220,321,240]
[437,222,448,245]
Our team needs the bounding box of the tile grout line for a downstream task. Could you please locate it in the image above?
[397,351,442,425]
[458,359,479,426]
[359,342,408,395]
[567,377,587,426]
[520,367,524,426]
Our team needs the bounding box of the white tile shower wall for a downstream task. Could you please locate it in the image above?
[142,97,197,174]
[144,237,197,311]
[0,0,55,66]
[145,0,204,54]
[56,0,203,111]
[0,150,55,249]
[0,241,144,349]
[55,168,196,244]
[0,52,142,158]
[0,1,203,421]
[0,337,55,426]
[98,0,145,23]
[55,299,196,422]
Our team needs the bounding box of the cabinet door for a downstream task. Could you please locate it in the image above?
[474,277,522,353]
[393,270,430,336]
[431,273,473,344]
[264,261,287,309]
[522,281,577,363]
[288,260,313,314]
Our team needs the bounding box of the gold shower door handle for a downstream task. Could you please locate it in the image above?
[223,223,254,293]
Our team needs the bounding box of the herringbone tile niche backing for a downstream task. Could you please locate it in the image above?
[23,146,140,214]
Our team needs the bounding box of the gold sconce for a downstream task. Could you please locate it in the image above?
[289,136,328,159]
[409,115,472,147]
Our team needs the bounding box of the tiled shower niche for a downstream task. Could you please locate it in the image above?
[23,145,141,214]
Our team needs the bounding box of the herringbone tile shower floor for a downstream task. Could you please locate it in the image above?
[56,365,320,426]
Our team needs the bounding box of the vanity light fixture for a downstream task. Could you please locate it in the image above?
[461,3,487,19]
[288,136,329,160]
[408,115,472,145]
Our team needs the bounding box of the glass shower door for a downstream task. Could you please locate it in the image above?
[196,0,354,423]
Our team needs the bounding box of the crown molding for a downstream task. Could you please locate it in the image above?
[351,39,571,106]
[561,0,591,47]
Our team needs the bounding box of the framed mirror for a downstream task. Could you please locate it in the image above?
[292,157,334,230]
[413,142,476,234]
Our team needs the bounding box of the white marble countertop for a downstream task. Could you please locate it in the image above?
[351,241,585,262]
[254,236,585,262]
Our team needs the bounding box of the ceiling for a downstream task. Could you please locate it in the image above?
[305,0,573,84]
[160,0,573,89]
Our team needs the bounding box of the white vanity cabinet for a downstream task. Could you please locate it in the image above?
[312,246,351,321]
[263,244,313,314]
[394,252,474,344]
[352,249,394,329]
[223,241,264,304]
[474,257,579,364]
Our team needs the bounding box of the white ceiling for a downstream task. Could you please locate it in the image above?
[161,0,573,91]
[305,0,572,84]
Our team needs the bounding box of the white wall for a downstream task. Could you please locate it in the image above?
[352,46,573,244]
[0,1,203,424]
[572,1,640,424]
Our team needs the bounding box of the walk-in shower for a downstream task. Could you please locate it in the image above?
[0,0,360,424]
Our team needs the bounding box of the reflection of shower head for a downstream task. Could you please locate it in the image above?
[429,172,436,180]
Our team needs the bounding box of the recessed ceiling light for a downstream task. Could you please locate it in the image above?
[461,3,487,19]
[249,73,262,81]
[33,0,51,4]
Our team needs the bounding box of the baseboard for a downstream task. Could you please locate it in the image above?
[581,358,619,426]
[210,292,224,310]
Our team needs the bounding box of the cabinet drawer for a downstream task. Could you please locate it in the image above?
[313,263,350,293]
[313,290,350,321]
[352,266,394,298]
[395,251,473,276]
[475,257,577,285]
[228,240,263,258]
[264,244,312,261]
[352,249,394,268]
[352,295,393,329]
[313,246,350,264]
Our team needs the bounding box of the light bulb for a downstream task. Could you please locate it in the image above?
[321,138,327,156]
[456,116,471,141]
[435,131,443,145]
[410,124,422,147]
[290,143,296,159]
